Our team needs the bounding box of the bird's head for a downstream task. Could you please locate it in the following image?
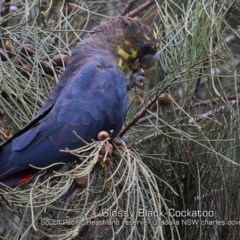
[86,16,160,72]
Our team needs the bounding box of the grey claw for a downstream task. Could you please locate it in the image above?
[127,69,145,91]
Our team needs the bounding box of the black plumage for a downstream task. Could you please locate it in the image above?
[0,16,159,187]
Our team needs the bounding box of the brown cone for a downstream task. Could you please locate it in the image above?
[74,175,88,188]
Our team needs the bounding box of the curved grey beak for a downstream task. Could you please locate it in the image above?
[139,51,160,69]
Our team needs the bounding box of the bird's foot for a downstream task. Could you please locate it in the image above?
[127,68,145,91]
[97,131,113,168]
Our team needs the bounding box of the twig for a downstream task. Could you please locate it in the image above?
[188,100,236,124]
[122,1,135,16]
[0,0,11,28]
[136,94,239,125]
[125,0,155,18]
[0,43,69,77]
[120,82,173,137]
[193,95,239,107]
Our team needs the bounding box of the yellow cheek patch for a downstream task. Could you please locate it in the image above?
[118,46,130,60]
[118,58,123,68]
[122,63,131,72]
[144,34,151,41]
[124,40,131,46]
[118,58,130,72]
[153,31,158,40]
[130,48,137,58]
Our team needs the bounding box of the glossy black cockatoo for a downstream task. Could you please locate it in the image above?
[0,16,159,188]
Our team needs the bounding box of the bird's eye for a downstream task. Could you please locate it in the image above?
[143,43,151,50]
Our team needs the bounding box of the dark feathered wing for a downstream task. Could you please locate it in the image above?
[0,54,127,187]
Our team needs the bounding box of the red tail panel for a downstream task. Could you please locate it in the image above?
[15,172,35,186]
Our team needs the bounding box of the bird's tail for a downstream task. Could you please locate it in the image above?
[0,144,35,189]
